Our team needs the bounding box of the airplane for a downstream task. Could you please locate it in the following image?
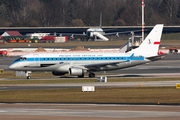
[59,12,140,41]
[8,24,163,79]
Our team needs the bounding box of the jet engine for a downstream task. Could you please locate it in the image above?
[52,71,66,76]
[69,68,84,76]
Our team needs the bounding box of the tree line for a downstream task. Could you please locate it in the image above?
[0,0,180,27]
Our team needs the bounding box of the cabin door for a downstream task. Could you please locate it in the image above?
[33,54,40,66]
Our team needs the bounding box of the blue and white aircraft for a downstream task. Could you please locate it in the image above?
[8,24,164,79]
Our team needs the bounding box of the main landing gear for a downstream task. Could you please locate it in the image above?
[77,72,95,78]
[78,74,84,78]
[89,72,95,78]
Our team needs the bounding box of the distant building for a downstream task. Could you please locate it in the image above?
[1,31,22,37]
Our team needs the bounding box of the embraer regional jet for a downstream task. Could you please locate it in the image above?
[9,24,163,79]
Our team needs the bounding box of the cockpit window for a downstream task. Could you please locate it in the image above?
[23,57,27,60]
[15,57,22,61]
[15,57,27,61]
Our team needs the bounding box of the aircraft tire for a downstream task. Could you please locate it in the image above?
[78,74,84,78]
[27,76,31,79]
[89,73,95,78]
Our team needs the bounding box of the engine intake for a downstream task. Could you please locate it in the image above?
[69,68,84,76]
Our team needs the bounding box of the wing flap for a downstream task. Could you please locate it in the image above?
[83,60,130,69]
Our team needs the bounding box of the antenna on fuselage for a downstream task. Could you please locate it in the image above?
[100,12,102,29]
[142,0,145,41]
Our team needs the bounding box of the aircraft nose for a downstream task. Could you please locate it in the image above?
[8,63,17,70]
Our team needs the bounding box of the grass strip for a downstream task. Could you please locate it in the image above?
[0,87,180,103]
[1,41,125,48]
[0,71,56,78]
[1,40,180,48]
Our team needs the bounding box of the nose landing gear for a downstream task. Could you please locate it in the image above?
[26,71,32,79]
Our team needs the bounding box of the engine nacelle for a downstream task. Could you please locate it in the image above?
[70,34,74,39]
[52,71,66,76]
[90,32,94,37]
[69,68,84,76]
[116,33,119,38]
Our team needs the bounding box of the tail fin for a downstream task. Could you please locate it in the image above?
[128,24,163,57]
[100,12,102,29]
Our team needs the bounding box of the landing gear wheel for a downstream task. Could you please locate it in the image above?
[78,74,84,78]
[27,76,31,79]
[89,73,95,78]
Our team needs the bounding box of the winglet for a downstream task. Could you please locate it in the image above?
[126,53,134,62]
[130,53,134,58]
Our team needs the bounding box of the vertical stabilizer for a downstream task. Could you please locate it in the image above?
[100,12,102,29]
[128,24,163,57]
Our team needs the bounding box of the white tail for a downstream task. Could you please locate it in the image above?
[128,24,164,57]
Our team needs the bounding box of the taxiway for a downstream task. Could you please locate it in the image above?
[0,103,180,120]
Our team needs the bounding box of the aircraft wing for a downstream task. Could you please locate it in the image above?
[59,33,87,36]
[103,30,142,36]
[82,60,130,70]
[57,33,87,39]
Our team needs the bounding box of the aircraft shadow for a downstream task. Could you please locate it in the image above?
[59,74,153,79]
